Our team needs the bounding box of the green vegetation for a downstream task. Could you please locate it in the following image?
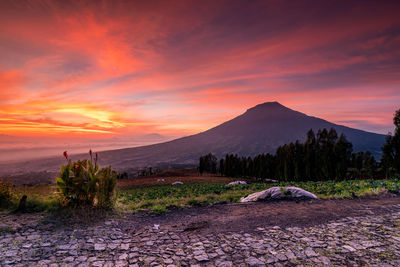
[0,150,117,213]
[56,151,117,208]
[2,177,399,214]
[117,178,400,213]
[0,181,12,208]
[0,184,60,212]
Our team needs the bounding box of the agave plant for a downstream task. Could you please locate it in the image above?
[57,151,100,206]
[57,150,117,208]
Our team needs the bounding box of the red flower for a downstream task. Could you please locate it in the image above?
[89,149,92,156]
[63,151,68,159]
[75,164,79,169]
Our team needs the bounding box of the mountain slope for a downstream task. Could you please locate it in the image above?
[1,102,386,176]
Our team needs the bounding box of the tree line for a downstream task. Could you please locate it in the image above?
[199,109,400,181]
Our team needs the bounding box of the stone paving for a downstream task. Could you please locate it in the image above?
[2,204,400,266]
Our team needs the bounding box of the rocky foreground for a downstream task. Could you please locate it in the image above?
[1,203,400,267]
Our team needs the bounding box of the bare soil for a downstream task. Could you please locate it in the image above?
[122,193,400,235]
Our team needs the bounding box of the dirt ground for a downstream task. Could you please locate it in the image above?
[121,193,400,235]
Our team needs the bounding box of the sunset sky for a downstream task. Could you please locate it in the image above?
[1,0,399,146]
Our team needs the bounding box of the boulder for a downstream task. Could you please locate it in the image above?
[172,181,183,185]
[226,181,247,187]
[240,186,317,202]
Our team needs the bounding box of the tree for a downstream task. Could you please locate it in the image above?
[333,134,353,179]
[381,135,394,178]
[219,158,225,175]
[394,109,400,129]
[293,140,305,181]
[362,151,376,178]
[199,153,218,174]
[381,108,400,176]
[199,156,205,175]
[305,129,317,180]
[393,109,400,173]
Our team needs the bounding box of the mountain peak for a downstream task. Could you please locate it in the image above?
[246,101,289,113]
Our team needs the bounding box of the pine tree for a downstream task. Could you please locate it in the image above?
[305,129,317,180]
[381,108,400,177]
[333,134,353,179]
[219,158,225,175]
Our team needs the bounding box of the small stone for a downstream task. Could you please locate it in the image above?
[94,243,106,251]
[92,261,104,267]
[216,260,233,267]
[194,254,209,262]
[304,247,318,257]
[319,256,331,265]
[144,257,156,264]
[175,250,185,256]
[343,245,356,252]
[77,256,88,262]
[5,250,18,257]
[266,255,278,263]
[119,253,128,260]
[22,243,32,248]
[246,257,266,267]
[163,258,173,264]
[121,243,129,250]
[108,243,118,249]
[64,256,75,262]
[58,244,70,250]
[276,253,287,261]
[285,251,296,260]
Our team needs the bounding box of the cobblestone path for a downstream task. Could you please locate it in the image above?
[2,203,400,266]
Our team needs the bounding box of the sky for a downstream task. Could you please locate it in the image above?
[0,0,399,149]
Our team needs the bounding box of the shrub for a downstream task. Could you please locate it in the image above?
[0,181,12,209]
[97,166,117,208]
[56,151,117,208]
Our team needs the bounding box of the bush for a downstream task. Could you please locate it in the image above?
[56,151,117,208]
[97,166,117,208]
[0,181,12,209]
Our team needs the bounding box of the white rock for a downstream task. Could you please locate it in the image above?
[172,181,183,185]
[240,186,317,202]
[157,179,165,182]
[226,181,247,187]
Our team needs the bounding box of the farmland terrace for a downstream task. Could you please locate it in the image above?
[1,194,400,266]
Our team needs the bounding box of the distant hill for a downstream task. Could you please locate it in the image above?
[0,102,386,181]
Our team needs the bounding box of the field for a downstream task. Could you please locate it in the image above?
[117,177,400,213]
[3,170,400,214]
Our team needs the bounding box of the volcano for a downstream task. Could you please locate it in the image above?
[1,102,387,177]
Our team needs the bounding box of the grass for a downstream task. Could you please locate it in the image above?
[2,178,400,214]
[1,184,61,213]
[117,178,400,213]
